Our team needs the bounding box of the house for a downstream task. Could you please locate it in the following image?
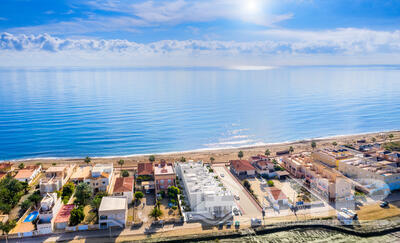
[14,165,42,185]
[70,166,92,184]
[99,196,127,229]
[40,164,76,194]
[175,161,235,220]
[252,160,276,178]
[113,177,134,203]
[266,187,288,209]
[230,160,256,177]
[37,193,63,234]
[84,163,113,193]
[54,204,74,230]
[136,162,154,191]
[154,160,175,194]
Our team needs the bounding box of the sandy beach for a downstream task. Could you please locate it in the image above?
[6,130,399,169]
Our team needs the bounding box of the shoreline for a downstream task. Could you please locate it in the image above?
[3,130,399,166]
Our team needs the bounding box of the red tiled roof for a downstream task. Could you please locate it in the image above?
[113,177,134,193]
[230,160,255,172]
[137,162,154,175]
[54,204,74,223]
[269,187,287,201]
[0,172,7,180]
[0,162,11,170]
[14,169,35,179]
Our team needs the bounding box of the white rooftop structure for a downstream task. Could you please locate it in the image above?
[92,163,113,177]
[99,196,127,211]
[175,161,235,219]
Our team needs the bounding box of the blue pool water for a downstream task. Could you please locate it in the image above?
[0,66,399,160]
[23,211,38,222]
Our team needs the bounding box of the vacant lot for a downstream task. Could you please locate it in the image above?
[357,202,400,220]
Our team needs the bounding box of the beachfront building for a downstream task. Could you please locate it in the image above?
[112,177,134,203]
[84,163,113,193]
[37,193,63,234]
[40,164,76,194]
[14,165,42,185]
[282,154,352,201]
[154,160,175,194]
[229,160,256,177]
[312,148,354,168]
[175,161,235,220]
[70,165,92,184]
[136,162,155,192]
[377,150,400,163]
[99,196,127,229]
[338,158,400,194]
[266,187,288,210]
[54,204,74,230]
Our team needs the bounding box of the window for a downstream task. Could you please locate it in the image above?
[100,215,107,220]
[160,179,164,184]
[102,181,105,184]
[168,179,171,183]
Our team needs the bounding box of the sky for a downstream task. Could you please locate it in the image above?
[1,0,400,67]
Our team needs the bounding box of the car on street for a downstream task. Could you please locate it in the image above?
[380,201,389,208]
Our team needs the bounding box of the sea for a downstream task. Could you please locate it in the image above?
[0,65,399,161]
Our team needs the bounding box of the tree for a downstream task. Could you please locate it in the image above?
[149,206,163,220]
[267,180,274,187]
[265,149,270,156]
[149,155,155,162]
[167,186,180,199]
[311,141,317,150]
[243,180,251,191]
[75,182,92,206]
[52,162,56,166]
[156,199,161,209]
[134,191,144,202]
[289,146,294,154]
[62,182,75,201]
[121,170,129,177]
[238,151,244,159]
[28,192,42,208]
[18,163,25,169]
[0,220,16,243]
[118,159,125,172]
[332,141,338,147]
[389,134,394,142]
[372,137,377,143]
[84,156,91,165]
[90,192,107,222]
[180,157,186,162]
[35,162,42,167]
[20,199,33,212]
[21,181,29,194]
[69,207,85,226]
[210,157,215,163]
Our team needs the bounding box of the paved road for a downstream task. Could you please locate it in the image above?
[213,166,261,218]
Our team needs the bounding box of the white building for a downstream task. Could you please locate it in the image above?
[112,177,134,203]
[175,161,235,220]
[84,163,113,193]
[265,187,288,210]
[14,165,42,185]
[37,193,63,234]
[99,196,127,229]
[40,164,76,194]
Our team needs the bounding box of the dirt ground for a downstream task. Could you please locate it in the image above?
[357,202,400,221]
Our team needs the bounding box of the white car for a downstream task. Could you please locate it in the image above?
[234,195,240,200]
[220,173,224,177]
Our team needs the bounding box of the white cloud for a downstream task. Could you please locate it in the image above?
[1,29,400,67]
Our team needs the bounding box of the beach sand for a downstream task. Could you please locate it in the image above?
[6,131,399,169]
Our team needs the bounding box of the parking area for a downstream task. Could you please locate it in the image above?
[212,166,261,218]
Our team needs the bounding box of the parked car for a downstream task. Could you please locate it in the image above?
[234,195,240,200]
[232,207,240,216]
[251,218,262,227]
[220,173,225,177]
[380,201,389,208]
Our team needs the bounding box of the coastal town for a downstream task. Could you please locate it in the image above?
[1,132,400,242]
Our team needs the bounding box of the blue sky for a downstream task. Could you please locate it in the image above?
[1,0,400,67]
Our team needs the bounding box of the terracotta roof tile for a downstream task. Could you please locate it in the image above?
[269,187,287,201]
[230,160,255,172]
[113,177,134,193]
[137,163,154,175]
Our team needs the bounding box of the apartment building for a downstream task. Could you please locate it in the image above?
[37,193,63,234]
[175,161,235,219]
[40,164,76,194]
[136,162,155,191]
[84,163,113,193]
[312,148,354,168]
[377,150,400,163]
[338,158,400,193]
[154,160,175,193]
[282,155,352,201]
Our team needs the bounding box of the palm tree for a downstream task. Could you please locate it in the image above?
[265,149,270,156]
[21,181,30,194]
[389,134,394,142]
[0,220,16,243]
[118,159,125,176]
[289,146,294,154]
[18,163,25,169]
[372,137,377,143]
[238,151,243,159]
[149,206,163,221]
[332,141,338,148]
[180,157,186,162]
[149,155,155,162]
[210,157,215,163]
[311,141,316,150]
[84,156,91,165]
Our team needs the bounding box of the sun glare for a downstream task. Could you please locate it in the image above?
[244,0,260,14]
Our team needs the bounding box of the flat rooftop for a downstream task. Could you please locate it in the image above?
[99,196,126,211]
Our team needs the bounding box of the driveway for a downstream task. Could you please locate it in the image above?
[212,166,261,218]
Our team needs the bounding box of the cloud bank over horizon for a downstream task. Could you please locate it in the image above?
[1,29,400,67]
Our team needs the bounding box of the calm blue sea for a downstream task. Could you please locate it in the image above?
[0,66,399,160]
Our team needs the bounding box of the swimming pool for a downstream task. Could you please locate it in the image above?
[23,211,38,222]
